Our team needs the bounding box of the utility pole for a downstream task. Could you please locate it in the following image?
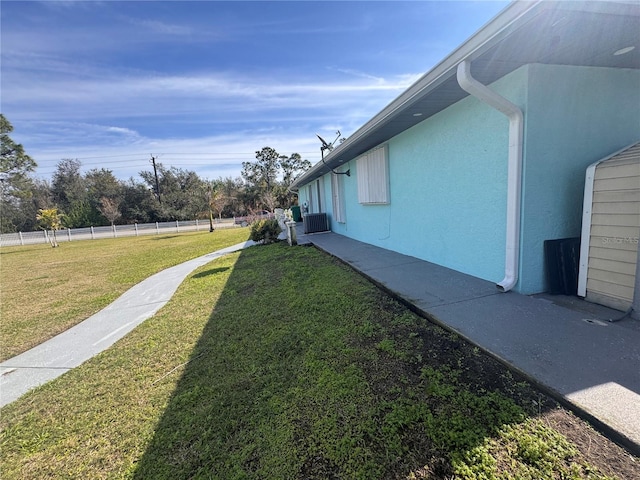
[150,155,161,204]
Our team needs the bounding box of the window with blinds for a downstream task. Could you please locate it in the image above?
[356,145,389,204]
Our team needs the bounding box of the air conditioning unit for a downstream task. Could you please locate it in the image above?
[303,213,329,234]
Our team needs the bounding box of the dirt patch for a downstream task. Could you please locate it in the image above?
[352,291,640,479]
[541,409,640,479]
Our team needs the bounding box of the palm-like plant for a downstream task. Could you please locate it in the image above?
[36,208,63,247]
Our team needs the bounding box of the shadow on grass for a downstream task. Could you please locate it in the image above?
[150,235,181,240]
[191,267,230,278]
[132,243,560,479]
[0,246,52,255]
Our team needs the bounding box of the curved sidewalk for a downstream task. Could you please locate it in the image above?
[0,240,255,407]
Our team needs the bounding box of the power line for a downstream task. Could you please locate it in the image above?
[34,152,320,170]
[36,151,319,161]
[34,161,250,175]
[32,151,321,177]
[34,161,255,177]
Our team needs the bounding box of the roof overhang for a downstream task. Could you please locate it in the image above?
[292,0,640,190]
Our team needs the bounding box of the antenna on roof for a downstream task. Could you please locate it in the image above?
[317,134,332,152]
[316,131,350,176]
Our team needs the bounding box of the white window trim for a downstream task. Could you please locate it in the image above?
[331,171,346,223]
[307,178,324,213]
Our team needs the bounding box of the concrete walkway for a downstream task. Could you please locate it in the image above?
[297,227,640,455]
[0,241,255,407]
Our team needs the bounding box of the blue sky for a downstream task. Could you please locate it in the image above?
[1,0,508,181]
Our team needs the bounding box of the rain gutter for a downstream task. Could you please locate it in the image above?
[456,60,524,292]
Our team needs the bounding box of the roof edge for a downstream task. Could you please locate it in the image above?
[292,0,640,189]
[292,0,544,189]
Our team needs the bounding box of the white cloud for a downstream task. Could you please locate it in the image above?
[329,67,385,83]
[28,124,326,182]
[3,44,419,183]
[4,63,415,119]
[4,58,417,183]
[133,19,194,36]
[3,1,499,186]
[105,126,142,138]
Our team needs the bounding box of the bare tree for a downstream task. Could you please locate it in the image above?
[98,197,121,226]
[261,190,277,213]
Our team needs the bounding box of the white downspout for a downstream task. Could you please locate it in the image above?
[456,60,523,292]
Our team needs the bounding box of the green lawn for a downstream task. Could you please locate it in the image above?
[0,228,250,361]
[2,242,634,479]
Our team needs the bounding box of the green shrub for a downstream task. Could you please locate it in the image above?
[250,218,281,244]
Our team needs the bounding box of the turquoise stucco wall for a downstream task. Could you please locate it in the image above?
[328,66,530,283]
[303,64,640,294]
[298,178,332,220]
[519,64,640,293]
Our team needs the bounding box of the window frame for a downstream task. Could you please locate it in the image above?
[356,145,390,205]
[331,170,347,223]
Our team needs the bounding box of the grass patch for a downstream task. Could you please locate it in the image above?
[0,228,249,361]
[1,243,637,479]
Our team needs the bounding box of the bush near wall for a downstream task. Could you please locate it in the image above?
[249,219,281,244]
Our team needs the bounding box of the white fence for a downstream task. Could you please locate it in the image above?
[0,219,239,247]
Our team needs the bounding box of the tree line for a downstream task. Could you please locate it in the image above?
[0,115,311,233]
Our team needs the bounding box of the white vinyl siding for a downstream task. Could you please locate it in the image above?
[357,145,389,204]
[331,172,346,223]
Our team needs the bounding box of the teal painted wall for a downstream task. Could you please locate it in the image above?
[519,64,640,293]
[328,66,529,283]
[303,64,640,294]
